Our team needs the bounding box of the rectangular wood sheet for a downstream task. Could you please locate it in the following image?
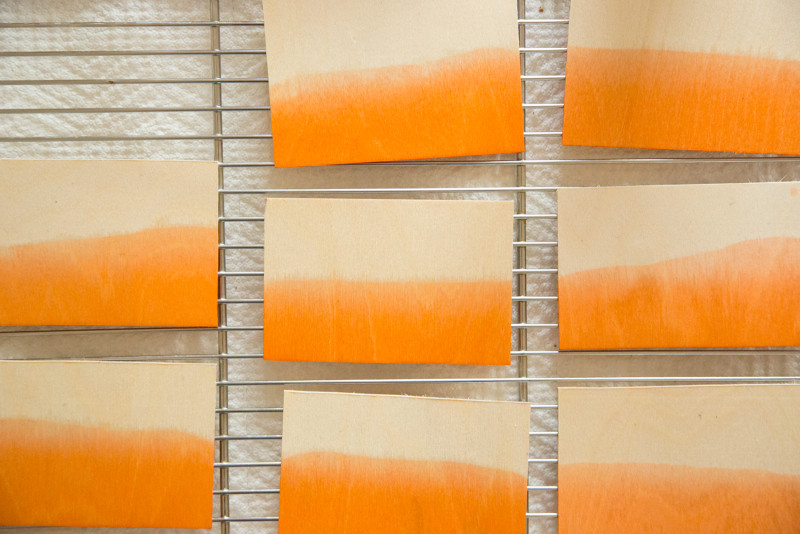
[264,198,513,364]
[262,0,524,166]
[558,385,800,533]
[0,159,219,327]
[563,0,800,155]
[279,390,530,533]
[0,360,217,529]
[558,182,800,349]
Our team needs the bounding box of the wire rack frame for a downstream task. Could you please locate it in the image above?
[2,1,799,533]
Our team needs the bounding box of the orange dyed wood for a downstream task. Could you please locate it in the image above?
[559,237,800,349]
[0,419,214,529]
[280,391,530,534]
[560,463,800,533]
[271,49,524,167]
[264,198,513,364]
[558,385,800,533]
[0,226,218,327]
[264,279,511,364]
[0,360,217,529]
[563,47,800,155]
[280,452,527,534]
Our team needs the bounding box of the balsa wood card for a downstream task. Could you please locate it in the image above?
[0,159,219,327]
[0,360,217,529]
[558,182,800,349]
[563,1,800,155]
[263,198,513,364]
[279,391,530,533]
[262,0,524,167]
[558,385,800,533]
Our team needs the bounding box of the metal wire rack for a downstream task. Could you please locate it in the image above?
[2,1,800,533]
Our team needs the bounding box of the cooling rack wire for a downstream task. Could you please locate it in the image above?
[2,1,800,532]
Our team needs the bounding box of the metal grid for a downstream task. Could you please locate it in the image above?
[2,1,800,533]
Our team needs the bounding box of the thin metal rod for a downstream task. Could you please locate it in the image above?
[214,489,280,495]
[220,156,800,167]
[2,47,564,57]
[0,21,266,28]
[1,49,266,57]
[213,430,555,441]
[0,134,271,142]
[214,517,279,523]
[219,214,555,222]
[226,186,555,193]
[217,376,800,387]
[219,268,554,276]
[220,241,555,249]
[0,132,556,142]
[218,295,558,304]
[209,2,230,531]
[516,0,530,411]
[0,18,566,29]
[1,74,560,86]
[0,106,270,114]
[213,458,556,469]
[0,104,558,114]
[0,77,269,85]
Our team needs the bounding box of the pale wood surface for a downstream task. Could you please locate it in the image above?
[558,182,800,276]
[568,0,800,61]
[0,360,217,438]
[0,159,218,248]
[264,198,513,282]
[559,385,800,475]
[282,391,530,476]
[262,0,520,84]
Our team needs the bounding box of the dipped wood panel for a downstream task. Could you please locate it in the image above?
[563,1,800,155]
[0,360,217,529]
[279,391,530,534]
[0,159,219,327]
[263,198,513,364]
[558,182,800,349]
[558,385,800,533]
[262,0,524,167]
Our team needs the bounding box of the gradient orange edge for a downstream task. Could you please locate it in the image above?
[563,47,800,154]
[263,279,512,364]
[279,451,527,533]
[269,48,525,167]
[0,418,214,528]
[558,237,800,349]
[0,226,219,326]
[559,463,800,533]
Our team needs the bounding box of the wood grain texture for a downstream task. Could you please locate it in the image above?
[0,360,217,528]
[0,159,219,327]
[560,463,800,534]
[279,391,530,533]
[262,0,523,166]
[563,0,800,155]
[264,198,513,364]
[558,385,800,533]
[557,182,800,349]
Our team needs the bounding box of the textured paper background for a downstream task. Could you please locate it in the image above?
[2,1,800,533]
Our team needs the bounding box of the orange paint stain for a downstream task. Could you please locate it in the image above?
[270,48,525,167]
[264,279,511,364]
[0,418,214,528]
[0,226,218,327]
[559,463,800,533]
[558,237,800,349]
[280,452,527,534]
[563,47,800,155]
